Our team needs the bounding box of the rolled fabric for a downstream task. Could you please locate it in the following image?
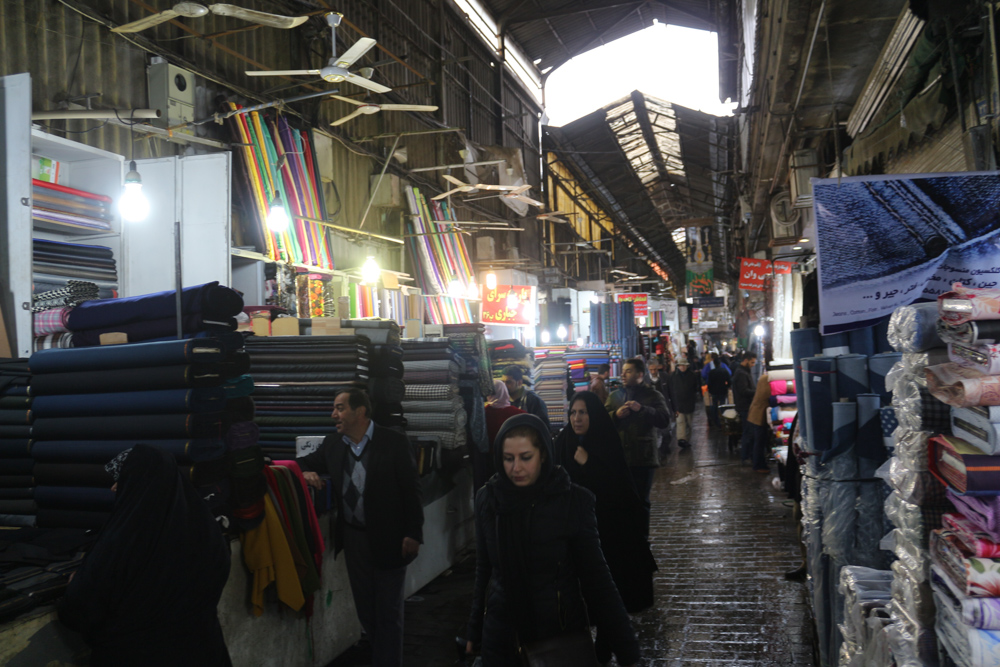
[223,375,255,398]
[34,486,115,511]
[868,352,902,405]
[848,326,877,357]
[30,388,226,418]
[887,302,943,353]
[823,401,857,463]
[0,488,33,499]
[944,513,1000,558]
[30,365,222,396]
[225,422,260,451]
[29,338,223,374]
[949,342,1000,375]
[368,377,405,402]
[952,406,1000,455]
[875,316,893,353]
[0,500,37,514]
[792,330,822,446]
[406,429,466,449]
[947,490,1000,542]
[927,363,1000,407]
[70,314,236,348]
[35,509,107,529]
[0,410,31,425]
[929,435,1000,495]
[405,411,467,431]
[880,407,898,448]
[856,394,887,476]
[939,284,1000,325]
[0,475,34,488]
[0,459,34,475]
[931,563,1000,634]
[32,307,71,336]
[940,320,1000,347]
[769,379,796,396]
[401,398,463,413]
[33,463,113,487]
[836,354,869,401]
[821,331,851,357]
[801,356,837,453]
[30,439,225,463]
[65,281,243,331]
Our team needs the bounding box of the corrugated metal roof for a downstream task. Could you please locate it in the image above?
[544,91,734,288]
[487,0,717,73]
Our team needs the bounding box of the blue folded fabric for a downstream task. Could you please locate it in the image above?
[31,439,225,463]
[70,315,236,348]
[33,414,222,440]
[821,332,850,356]
[836,354,869,401]
[31,388,226,418]
[30,339,223,374]
[822,401,857,463]
[868,352,902,405]
[802,356,838,453]
[856,394,886,476]
[65,281,243,331]
[791,328,823,445]
[848,326,876,357]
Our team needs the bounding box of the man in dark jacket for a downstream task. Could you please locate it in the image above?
[706,353,732,428]
[732,352,759,465]
[502,365,551,430]
[299,389,424,667]
[668,359,701,449]
[606,358,671,535]
[646,358,674,454]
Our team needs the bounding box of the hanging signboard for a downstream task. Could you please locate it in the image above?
[679,306,690,331]
[739,258,772,291]
[693,296,725,308]
[615,292,649,317]
[814,172,1000,334]
[481,285,532,325]
[774,261,795,275]
[662,299,678,321]
[686,262,714,296]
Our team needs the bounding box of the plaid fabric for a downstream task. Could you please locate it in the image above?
[920,387,953,433]
[403,370,457,384]
[32,307,70,336]
[401,398,463,413]
[403,384,456,400]
[31,280,100,313]
[405,428,466,450]
[32,333,73,351]
[405,411,467,431]
[404,360,462,373]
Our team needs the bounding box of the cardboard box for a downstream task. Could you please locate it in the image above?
[405,318,423,338]
[425,324,443,337]
[271,318,300,336]
[99,332,129,345]
[250,315,271,337]
[310,317,341,336]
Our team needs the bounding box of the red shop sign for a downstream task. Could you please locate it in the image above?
[615,292,649,317]
[773,261,795,275]
[739,257,772,291]
[481,285,532,325]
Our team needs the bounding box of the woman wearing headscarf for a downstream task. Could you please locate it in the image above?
[466,414,639,667]
[554,392,657,621]
[484,379,524,456]
[58,445,232,666]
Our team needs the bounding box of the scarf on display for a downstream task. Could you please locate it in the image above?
[927,363,1000,407]
[489,380,511,408]
[490,414,557,639]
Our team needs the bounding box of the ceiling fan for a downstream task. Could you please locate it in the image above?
[431,174,527,201]
[112,2,308,33]
[535,211,573,223]
[245,13,390,94]
[328,94,437,126]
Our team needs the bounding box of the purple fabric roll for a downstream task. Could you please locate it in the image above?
[947,489,1000,541]
[225,421,260,450]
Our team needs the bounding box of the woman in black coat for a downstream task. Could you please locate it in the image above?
[555,392,657,618]
[59,445,232,666]
[466,414,639,666]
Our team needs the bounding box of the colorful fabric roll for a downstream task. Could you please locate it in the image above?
[928,363,1000,407]
[947,491,1000,543]
[931,530,1000,598]
[940,320,1000,347]
[930,434,1000,495]
[931,564,1000,633]
[33,307,70,336]
[940,284,1000,325]
[944,513,1000,558]
[950,342,1000,376]
[953,406,1000,455]
[33,334,74,351]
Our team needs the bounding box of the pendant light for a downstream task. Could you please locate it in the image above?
[485,270,497,290]
[267,195,289,232]
[361,256,380,284]
[118,111,149,222]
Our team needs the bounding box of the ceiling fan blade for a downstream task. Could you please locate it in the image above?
[328,94,365,107]
[245,70,319,77]
[111,8,183,33]
[509,184,531,194]
[209,4,308,29]
[432,188,463,201]
[477,184,520,191]
[330,108,367,126]
[343,72,391,94]
[516,196,545,208]
[442,174,466,186]
[377,104,439,112]
[336,38,377,68]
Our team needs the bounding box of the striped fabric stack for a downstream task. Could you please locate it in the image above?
[566,348,611,393]
[31,180,112,233]
[489,339,532,382]
[401,339,467,468]
[533,348,569,433]
[352,319,406,434]
[0,360,34,527]
[443,323,493,397]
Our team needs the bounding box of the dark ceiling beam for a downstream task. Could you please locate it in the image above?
[504,1,645,26]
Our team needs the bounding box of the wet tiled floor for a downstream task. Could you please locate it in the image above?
[331,409,818,666]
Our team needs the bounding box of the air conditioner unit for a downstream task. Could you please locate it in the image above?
[476,236,496,261]
[369,174,402,207]
[768,191,802,247]
[789,148,819,208]
[147,60,195,133]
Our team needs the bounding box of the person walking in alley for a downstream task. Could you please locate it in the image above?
[746,371,774,472]
[706,353,731,427]
[298,389,424,667]
[732,352,759,464]
[668,359,700,449]
[589,363,611,403]
[502,365,551,431]
[466,414,639,667]
[607,358,671,535]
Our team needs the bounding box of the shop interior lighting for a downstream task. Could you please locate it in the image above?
[556,325,568,340]
[485,271,497,290]
[590,293,601,304]
[541,330,551,343]
[576,337,583,346]
[361,256,380,284]
[753,324,765,337]
[799,238,810,243]
[119,160,150,223]
[266,195,290,232]
[506,290,520,309]
[466,281,479,299]
[792,246,802,250]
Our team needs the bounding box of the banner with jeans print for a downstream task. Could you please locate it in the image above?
[814,171,1000,334]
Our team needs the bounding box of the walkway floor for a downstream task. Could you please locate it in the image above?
[330,409,818,667]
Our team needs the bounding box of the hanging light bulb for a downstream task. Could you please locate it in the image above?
[266,195,289,232]
[486,271,497,290]
[507,290,520,309]
[467,281,479,299]
[119,161,150,223]
[541,330,551,343]
[557,325,568,340]
[590,293,601,304]
[754,324,765,337]
[576,337,583,347]
[449,280,465,297]
[361,256,380,284]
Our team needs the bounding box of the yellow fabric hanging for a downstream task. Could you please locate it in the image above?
[240,493,305,616]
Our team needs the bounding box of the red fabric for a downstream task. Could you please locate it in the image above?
[273,459,325,572]
[485,405,525,449]
[769,379,795,396]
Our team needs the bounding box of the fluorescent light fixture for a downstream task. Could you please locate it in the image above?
[799,238,810,243]
[119,161,150,223]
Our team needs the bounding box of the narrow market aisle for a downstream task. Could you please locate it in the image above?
[640,409,817,666]
[328,409,817,667]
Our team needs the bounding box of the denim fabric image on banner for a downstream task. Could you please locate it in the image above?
[813,172,1000,334]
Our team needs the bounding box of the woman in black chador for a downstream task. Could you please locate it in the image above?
[59,445,232,666]
[466,414,639,667]
[554,391,657,619]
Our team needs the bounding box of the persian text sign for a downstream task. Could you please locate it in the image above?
[774,261,795,275]
[481,285,532,325]
[686,263,714,296]
[739,258,772,291]
[616,292,649,317]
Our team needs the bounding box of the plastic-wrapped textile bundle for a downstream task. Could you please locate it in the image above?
[939,319,1000,347]
[879,457,948,507]
[791,328,823,447]
[869,353,904,406]
[838,566,893,667]
[803,468,837,666]
[951,406,1000,455]
[802,356,839,454]
[892,559,936,627]
[884,610,939,667]
[888,528,932,583]
[886,490,950,549]
[888,302,945,353]
[926,363,1000,408]
[895,379,953,434]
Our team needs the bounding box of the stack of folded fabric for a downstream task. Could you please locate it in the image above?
[369,341,406,433]
[31,180,112,233]
[27,332,262,531]
[32,278,100,312]
[401,339,467,454]
[533,347,569,433]
[443,323,493,397]
[0,360,35,528]
[566,348,611,393]
[347,318,402,346]
[33,238,117,296]
[489,339,532,381]
[245,335,369,457]
[837,566,894,667]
